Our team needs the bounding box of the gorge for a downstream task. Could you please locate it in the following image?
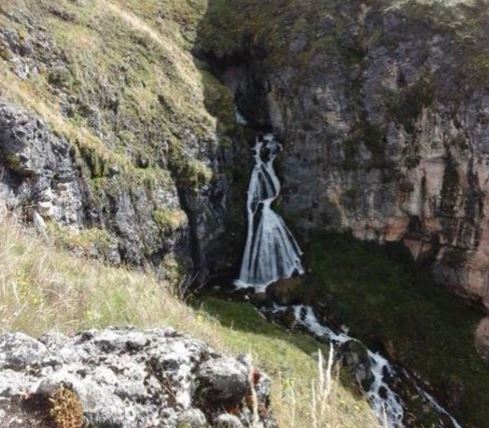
[1,0,489,427]
[233,130,462,428]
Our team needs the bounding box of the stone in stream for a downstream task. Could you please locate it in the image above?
[266,276,303,305]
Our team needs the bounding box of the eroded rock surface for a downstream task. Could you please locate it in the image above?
[0,328,275,428]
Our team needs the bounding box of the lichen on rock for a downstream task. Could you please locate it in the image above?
[0,328,276,428]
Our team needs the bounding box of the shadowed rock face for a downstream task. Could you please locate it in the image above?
[476,317,489,365]
[199,0,489,310]
[0,328,276,428]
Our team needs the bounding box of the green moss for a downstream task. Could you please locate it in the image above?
[47,222,114,256]
[47,66,73,88]
[167,141,214,190]
[3,153,22,171]
[342,122,393,172]
[201,70,236,137]
[440,155,459,215]
[464,54,489,88]
[302,232,489,428]
[80,146,110,178]
[342,138,358,170]
[152,208,186,233]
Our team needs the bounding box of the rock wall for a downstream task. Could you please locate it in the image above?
[0,328,275,428]
[200,0,489,310]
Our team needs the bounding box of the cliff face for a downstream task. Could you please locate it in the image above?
[0,0,249,283]
[200,0,489,310]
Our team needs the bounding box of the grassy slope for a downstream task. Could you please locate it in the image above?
[303,233,489,428]
[0,217,379,428]
[0,0,235,204]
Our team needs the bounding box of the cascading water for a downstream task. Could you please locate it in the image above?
[234,132,463,427]
[234,134,304,291]
[263,304,463,428]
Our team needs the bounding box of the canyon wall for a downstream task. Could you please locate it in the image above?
[200,0,489,310]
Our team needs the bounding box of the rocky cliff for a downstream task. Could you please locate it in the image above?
[7,0,489,310]
[199,0,489,311]
[0,0,250,285]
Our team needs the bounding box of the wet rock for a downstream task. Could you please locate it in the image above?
[339,340,375,391]
[282,307,298,329]
[266,277,303,305]
[0,328,275,428]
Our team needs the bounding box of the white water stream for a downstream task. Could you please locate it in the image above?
[234,135,304,291]
[234,134,463,428]
[265,304,463,428]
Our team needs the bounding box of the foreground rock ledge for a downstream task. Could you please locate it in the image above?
[0,327,276,428]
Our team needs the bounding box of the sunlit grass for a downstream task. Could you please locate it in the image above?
[0,217,379,427]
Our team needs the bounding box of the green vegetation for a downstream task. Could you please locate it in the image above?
[47,222,115,258]
[0,217,379,428]
[386,76,435,134]
[0,0,241,202]
[302,232,489,428]
[193,297,379,427]
[439,154,460,215]
[152,208,187,233]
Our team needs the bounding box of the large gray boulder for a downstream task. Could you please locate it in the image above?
[0,328,276,428]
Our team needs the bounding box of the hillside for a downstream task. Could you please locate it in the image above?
[0,215,379,427]
[0,0,247,284]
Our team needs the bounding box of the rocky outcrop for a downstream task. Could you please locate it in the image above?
[0,101,192,270]
[200,0,489,309]
[0,328,275,428]
[0,0,251,283]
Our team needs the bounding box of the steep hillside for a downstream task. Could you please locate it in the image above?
[3,0,489,426]
[0,0,248,285]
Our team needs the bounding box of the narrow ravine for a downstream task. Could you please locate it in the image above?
[233,135,463,428]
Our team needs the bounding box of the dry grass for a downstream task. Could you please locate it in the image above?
[0,216,380,427]
[49,386,84,428]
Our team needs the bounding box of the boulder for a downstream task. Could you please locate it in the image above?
[0,328,275,428]
[266,277,303,305]
[196,357,249,405]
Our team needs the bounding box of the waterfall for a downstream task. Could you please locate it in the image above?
[235,134,304,292]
